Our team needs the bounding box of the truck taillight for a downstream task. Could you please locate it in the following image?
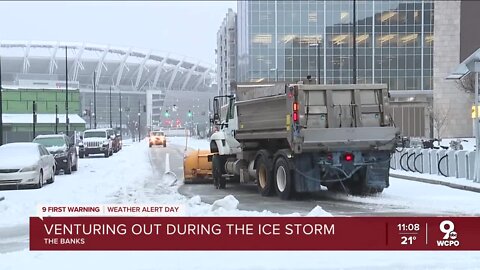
[344,153,354,162]
[293,101,299,123]
[293,112,299,122]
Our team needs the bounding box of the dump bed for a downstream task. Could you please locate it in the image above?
[235,83,398,152]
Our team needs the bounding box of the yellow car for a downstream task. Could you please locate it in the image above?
[149,131,166,147]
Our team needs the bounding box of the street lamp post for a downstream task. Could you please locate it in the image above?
[138,100,141,142]
[55,105,59,134]
[93,71,97,129]
[65,46,69,136]
[269,68,279,81]
[352,0,357,84]
[309,42,321,84]
[109,86,112,128]
[119,88,122,136]
[89,101,93,129]
[138,112,141,142]
[32,101,37,139]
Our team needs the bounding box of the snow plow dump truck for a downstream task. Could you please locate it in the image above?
[186,82,399,199]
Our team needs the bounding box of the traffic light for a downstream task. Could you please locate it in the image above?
[188,110,192,117]
[165,110,170,117]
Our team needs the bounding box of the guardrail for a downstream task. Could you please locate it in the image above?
[390,148,476,180]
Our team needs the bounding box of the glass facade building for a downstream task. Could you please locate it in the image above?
[237,0,433,91]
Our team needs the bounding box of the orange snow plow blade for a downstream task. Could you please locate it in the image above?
[183,149,213,183]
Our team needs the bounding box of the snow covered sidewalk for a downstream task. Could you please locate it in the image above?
[391,170,480,193]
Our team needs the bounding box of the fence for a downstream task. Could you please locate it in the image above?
[390,148,476,181]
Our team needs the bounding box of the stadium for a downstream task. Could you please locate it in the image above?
[0,40,217,136]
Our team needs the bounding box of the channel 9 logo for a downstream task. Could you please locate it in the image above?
[437,220,460,247]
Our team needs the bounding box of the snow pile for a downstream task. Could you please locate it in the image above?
[211,195,239,211]
[188,195,202,205]
[306,205,333,217]
[333,177,480,215]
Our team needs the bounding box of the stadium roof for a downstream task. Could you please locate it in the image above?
[0,40,216,92]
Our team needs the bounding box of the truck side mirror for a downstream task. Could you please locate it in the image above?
[213,98,220,124]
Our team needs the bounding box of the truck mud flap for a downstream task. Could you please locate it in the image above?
[293,156,323,193]
[293,171,324,193]
[365,162,390,189]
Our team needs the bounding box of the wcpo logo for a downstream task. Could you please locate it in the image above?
[437,220,460,247]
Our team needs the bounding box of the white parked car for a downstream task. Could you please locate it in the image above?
[79,129,113,158]
[0,143,56,189]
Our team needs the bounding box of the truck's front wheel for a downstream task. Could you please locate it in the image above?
[256,151,274,196]
[274,157,295,200]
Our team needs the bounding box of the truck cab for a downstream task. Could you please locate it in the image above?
[210,95,241,156]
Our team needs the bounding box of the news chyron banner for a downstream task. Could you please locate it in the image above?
[30,204,480,250]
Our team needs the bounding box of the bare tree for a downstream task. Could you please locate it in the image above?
[456,73,476,94]
[428,104,451,139]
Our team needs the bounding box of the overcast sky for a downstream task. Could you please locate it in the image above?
[0,1,236,65]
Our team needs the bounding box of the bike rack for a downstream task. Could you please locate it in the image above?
[413,152,423,173]
[400,152,409,171]
[406,152,416,172]
[438,154,449,177]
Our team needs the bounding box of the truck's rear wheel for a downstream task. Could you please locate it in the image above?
[212,155,226,189]
[256,151,274,196]
[274,157,294,200]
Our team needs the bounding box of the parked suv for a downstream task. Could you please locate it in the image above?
[106,128,122,153]
[79,129,113,158]
[33,134,78,174]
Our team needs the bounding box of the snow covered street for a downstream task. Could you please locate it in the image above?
[1,138,480,268]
